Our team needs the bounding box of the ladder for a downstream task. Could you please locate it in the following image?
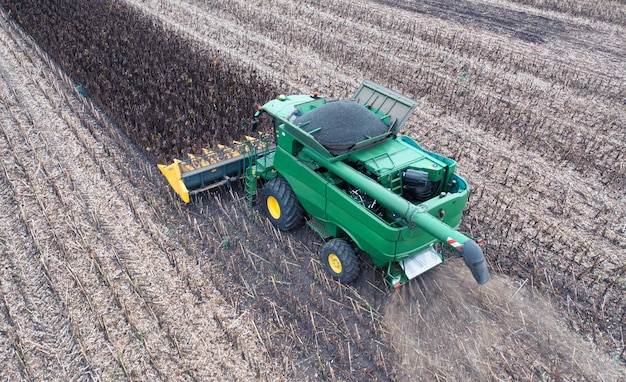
[243,133,271,209]
[243,146,257,210]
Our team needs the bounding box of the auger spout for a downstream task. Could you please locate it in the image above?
[461,239,490,285]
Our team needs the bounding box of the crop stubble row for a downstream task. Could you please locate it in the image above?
[507,0,626,25]
[0,12,281,380]
[120,0,626,188]
[1,0,624,376]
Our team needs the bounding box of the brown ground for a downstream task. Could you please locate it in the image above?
[1,0,625,381]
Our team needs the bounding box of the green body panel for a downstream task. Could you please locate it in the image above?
[255,81,482,282]
[273,146,327,221]
[258,117,470,267]
[298,145,471,266]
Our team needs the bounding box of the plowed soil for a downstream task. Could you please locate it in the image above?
[1,0,625,381]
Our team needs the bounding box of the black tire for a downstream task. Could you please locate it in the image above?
[260,177,303,231]
[321,239,359,283]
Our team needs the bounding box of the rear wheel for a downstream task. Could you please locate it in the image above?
[321,239,359,283]
[260,177,303,231]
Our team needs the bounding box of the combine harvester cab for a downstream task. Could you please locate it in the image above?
[159,80,489,289]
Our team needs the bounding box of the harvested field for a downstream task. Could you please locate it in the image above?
[0,0,625,380]
[0,10,284,381]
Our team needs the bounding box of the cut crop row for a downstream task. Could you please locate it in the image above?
[199,0,625,189]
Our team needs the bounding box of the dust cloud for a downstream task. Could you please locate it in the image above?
[385,261,625,381]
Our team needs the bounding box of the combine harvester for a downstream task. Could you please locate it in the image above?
[159,80,489,289]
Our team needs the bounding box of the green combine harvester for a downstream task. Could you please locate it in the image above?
[159,80,489,289]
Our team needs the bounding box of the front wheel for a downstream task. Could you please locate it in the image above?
[260,177,303,231]
[321,239,359,283]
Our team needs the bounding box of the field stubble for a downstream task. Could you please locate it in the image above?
[0,0,625,380]
[0,10,286,380]
[122,0,625,367]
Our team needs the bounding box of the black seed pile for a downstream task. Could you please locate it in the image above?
[294,100,389,155]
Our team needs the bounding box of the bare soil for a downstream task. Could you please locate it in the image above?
[1,0,625,381]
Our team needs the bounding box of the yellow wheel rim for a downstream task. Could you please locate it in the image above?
[266,195,281,220]
[328,253,343,274]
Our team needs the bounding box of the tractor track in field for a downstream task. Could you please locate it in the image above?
[0,12,285,381]
[375,0,567,43]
